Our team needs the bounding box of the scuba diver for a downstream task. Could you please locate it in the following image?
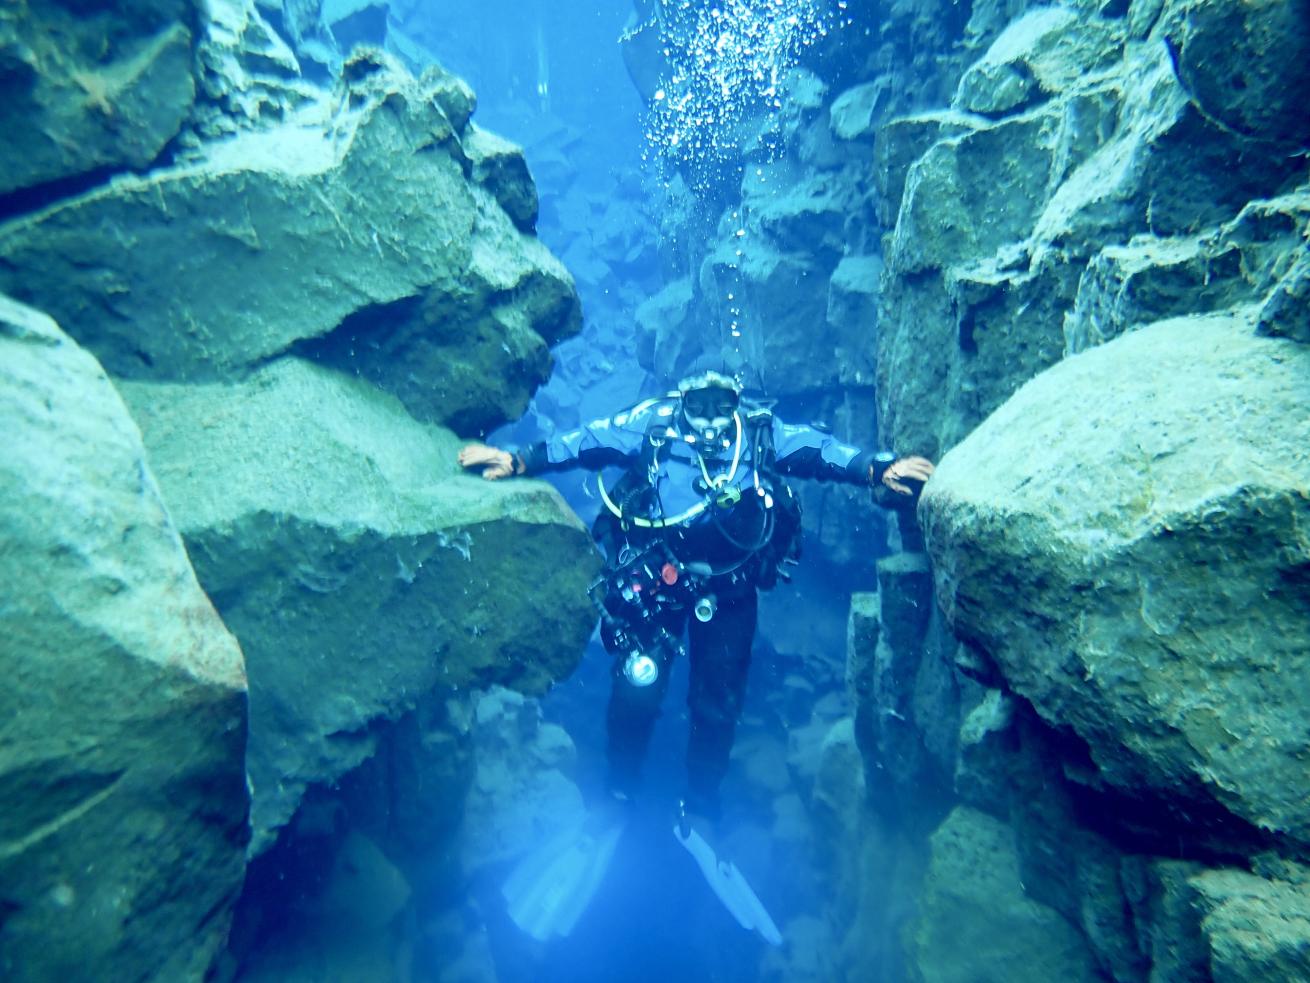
[458,370,933,946]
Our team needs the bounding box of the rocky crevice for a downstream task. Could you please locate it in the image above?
[835,0,1310,979]
[624,0,1310,979]
[0,2,599,981]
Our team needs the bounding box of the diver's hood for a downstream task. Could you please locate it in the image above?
[676,369,742,396]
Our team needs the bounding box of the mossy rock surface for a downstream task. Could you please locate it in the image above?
[121,358,600,848]
[910,806,1101,983]
[0,295,248,982]
[0,58,579,435]
[922,310,1310,847]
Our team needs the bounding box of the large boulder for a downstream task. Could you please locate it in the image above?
[1163,0,1310,149]
[921,310,1310,848]
[910,807,1101,983]
[1191,866,1310,982]
[0,51,579,435]
[0,0,199,196]
[0,296,248,982]
[119,357,600,849]
[876,24,1304,459]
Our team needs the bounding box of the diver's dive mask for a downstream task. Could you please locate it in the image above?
[680,386,739,445]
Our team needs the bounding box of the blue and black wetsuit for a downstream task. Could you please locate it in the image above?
[522,396,884,817]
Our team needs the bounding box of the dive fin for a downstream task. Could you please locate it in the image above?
[673,823,783,946]
[502,815,626,942]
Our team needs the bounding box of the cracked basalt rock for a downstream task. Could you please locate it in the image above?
[120,358,600,850]
[1128,858,1310,981]
[910,807,1101,983]
[0,49,579,435]
[0,295,248,983]
[1256,241,1310,346]
[952,7,1124,117]
[876,24,1303,460]
[1189,864,1310,981]
[0,0,200,198]
[921,310,1310,849]
[1066,189,1310,353]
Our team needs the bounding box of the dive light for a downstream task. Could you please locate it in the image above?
[624,652,660,687]
[694,594,717,623]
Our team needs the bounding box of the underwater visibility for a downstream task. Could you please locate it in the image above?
[1,0,1308,981]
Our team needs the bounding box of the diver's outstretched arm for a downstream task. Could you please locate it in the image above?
[458,443,524,480]
[879,455,935,495]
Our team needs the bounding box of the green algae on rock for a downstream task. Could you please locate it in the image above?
[120,357,600,850]
[0,295,248,983]
[920,310,1310,848]
[875,17,1304,461]
[0,49,579,435]
[0,0,199,197]
[911,807,1102,983]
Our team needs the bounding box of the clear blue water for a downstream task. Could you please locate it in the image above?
[395,4,872,979]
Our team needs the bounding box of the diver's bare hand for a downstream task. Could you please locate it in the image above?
[458,443,518,480]
[882,456,935,495]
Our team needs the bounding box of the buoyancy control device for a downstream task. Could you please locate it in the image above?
[588,397,802,685]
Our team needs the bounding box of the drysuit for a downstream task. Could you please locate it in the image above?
[519,396,883,817]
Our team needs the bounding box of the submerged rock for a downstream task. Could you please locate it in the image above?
[459,687,587,873]
[0,0,199,197]
[120,357,600,849]
[877,23,1304,459]
[1190,865,1310,981]
[829,81,886,141]
[1163,0,1310,149]
[1066,189,1310,353]
[0,296,248,981]
[911,807,1101,983]
[0,51,579,435]
[952,7,1124,117]
[1257,244,1310,346]
[921,310,1310,848]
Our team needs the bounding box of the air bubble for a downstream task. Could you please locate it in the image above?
[642,0,837,192]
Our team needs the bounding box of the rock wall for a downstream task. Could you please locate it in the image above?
[0,0,201,197]
[0,296,249,982]
[1,2,599,980]
[875,1,1307,461]
[623,0,1310,980]
[821,0,1310,981]
[120,358,598,850]
[924,312,1310,849]
[0,41,578,435]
